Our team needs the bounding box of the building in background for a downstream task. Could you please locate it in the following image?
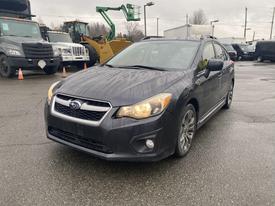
[164,24,211,39]
[164,24,249,43]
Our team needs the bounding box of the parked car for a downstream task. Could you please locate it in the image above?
[47,31,90,69]
[0,17,60,78]
[232,43,255,60]
[223,44,237,61]
[45,37,235,162]
[254,41,275,62]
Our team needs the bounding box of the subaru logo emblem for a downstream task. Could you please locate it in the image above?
[69,100,82,110]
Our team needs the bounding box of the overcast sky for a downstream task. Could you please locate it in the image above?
[31,0,275,40]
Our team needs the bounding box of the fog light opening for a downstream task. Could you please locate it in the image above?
[145,139,155,149]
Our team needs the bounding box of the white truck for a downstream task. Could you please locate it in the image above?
[47,31,89,69]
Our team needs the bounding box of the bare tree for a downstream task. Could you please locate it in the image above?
[124,22,144,42]
[190,9,207,25]
[88,23,109,37]
[37,16,44,25]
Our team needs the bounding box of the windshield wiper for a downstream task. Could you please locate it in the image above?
[117,65,166,71]
[104,64,114,68]
[22,35,33,38]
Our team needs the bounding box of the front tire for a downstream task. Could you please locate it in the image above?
[0,54,15,78]
[175,104,197,157]
[44,66,58,75]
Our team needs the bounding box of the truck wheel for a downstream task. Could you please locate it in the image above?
[44,66,58,75]
[84,45,98,67]
[0,54,15,78]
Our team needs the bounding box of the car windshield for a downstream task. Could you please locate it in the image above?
[106,41,200,71]
[0,18,42,39]
[239,44,252,52]
[223,44,235,51]
[48,33,73,43]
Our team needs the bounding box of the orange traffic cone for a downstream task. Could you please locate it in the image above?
[62,67,67,78]
[18,68,24,80]
[84,62,88,70]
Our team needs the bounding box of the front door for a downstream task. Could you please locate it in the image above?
[194,42,221,118]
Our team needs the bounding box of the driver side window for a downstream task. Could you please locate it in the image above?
[198,43,215,71]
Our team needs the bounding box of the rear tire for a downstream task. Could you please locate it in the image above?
[0,54,15,78]
[44,66,58,75]
[223,82,234,109]
[257,56,263,62]
[175,104,197,157]
[84,44,98,67]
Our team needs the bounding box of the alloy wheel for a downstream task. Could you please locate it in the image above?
[179,109,196,153]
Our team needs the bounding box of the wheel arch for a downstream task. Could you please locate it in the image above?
[186,98,199,120]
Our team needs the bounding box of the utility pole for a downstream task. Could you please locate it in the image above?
[156,17,159,36]
[143,2,154,37]
[186,14,189,39]
[244,7,248,40]
[270,7,275,40]
[144,5,147,36]
[252,31,256,41]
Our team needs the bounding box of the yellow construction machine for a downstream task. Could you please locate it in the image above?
[62,4,140,66]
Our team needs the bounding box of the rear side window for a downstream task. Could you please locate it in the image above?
[203,43,215,60]
[214,43,228,60]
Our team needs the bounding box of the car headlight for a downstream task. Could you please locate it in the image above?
[116,93,172,119]
[62,48,72,56]
[53,48,60,57]
[47,81,61,104]
[7,49,22,56]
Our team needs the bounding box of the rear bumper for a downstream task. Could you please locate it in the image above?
[7,56,61,70]
[241,53,254,60]
[45,101,178,162]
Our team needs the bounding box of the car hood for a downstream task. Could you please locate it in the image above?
[50,42,85,48]
[57,66,187,107]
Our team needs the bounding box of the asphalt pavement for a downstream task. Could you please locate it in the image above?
[0,62,274,206]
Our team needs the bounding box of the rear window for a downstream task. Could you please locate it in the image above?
[223,44,235,51]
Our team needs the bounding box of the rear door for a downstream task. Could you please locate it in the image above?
[213,42,233,100]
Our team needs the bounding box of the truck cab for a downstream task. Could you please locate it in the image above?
[46,31,89,69]
[0,17,60,77]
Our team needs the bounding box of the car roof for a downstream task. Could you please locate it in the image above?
[48,31,69,35]
[141,38,216,44]
[0,16,37,23]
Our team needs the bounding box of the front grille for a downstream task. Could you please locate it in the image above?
[72,47,85,56]
[55,102,105,121]
[22,43,54,58]
[48,127,113,153]
[57,94,110,107]
[52,94,111,124]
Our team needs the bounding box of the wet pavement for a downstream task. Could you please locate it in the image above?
[0,62,274,206]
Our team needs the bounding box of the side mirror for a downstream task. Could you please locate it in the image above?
[207,59,224,71]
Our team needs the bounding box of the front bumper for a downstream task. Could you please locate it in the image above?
[45,101,177,162]
[61,55,90,63]
[7,56,61,70]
